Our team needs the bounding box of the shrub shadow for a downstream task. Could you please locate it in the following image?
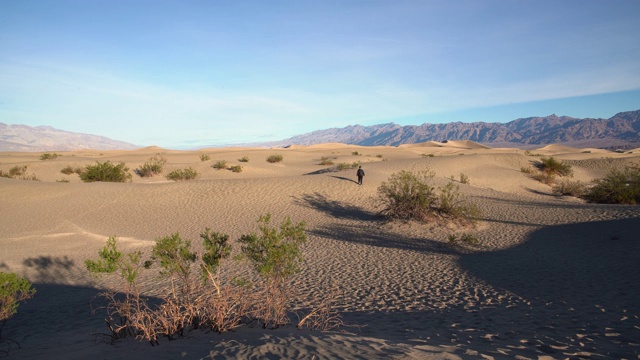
[294,192,377,222]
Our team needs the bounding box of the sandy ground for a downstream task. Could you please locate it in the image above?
[1,141,639,359]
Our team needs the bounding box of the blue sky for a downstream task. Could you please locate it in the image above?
[1,0,639,148]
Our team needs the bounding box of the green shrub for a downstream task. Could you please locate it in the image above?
[0,272,36,323]
[266,154,283,163]
[552,179,588,197]
[148,233,196,296]
[376,154,383,158]
[520,166,534,174]
[9,165,27,177]
[200,154,210,161]
[459,173,470,184]
[238,214,306,328]
[351,151,361,156]
[80,161,132,182]
[61,165,83,175]
[536,157,573,177]
[136,155,166,177]
[318,156,334,166]
[377,170,437,221]
[40,153,60,160]
[336,162,351,171]
[582,166,640,204]
[238,156,249,163]
[166,168,198,181]
[228,165,243,173]
[378,170,479,223]
[422,153,435,157]
[438,181,480,220]
[460,233,479,245]
[212,160,228,170]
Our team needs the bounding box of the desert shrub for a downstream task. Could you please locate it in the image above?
[40,153,60,160]
[136,155,166,177]
[422,153,435,157]
[0,272,36,324]
[531,171,556,185]
[238,214,307,328]
[524,150,542,156]
[318,157,334,166]
[378,170,479,223]
[85,236,148,342]
[166,168,198,181]
[212,160,228,170]
[460,233,479,245]
[376,154,383,158]
[61,165,83,175]
[378,170,437,221]
[351,151,361,156]
[520,166,534,174]
[0,165,39,181]
[536,157,573,177]
[56,179,70,183]
[149,233,197,293]
[266,154,283,163]
[447,233,479,246]
[336,162,351,171]
[200,154,210,161]
[8,165,27,177]
[582,165,640,204]
[80,161,132,182]
[238,156,249,163]
[552,179,588,197]
[438,182,480,220]
[228,165,243,173]
[459,173,470,184]
[297,289,344,331]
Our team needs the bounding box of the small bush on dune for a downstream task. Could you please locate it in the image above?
[378,169,480,223]
[378,170,437,221]
[266,154,283,163]
[81,161,132,182]
[238,156,249,163]
[552,179,588,197]
[228,165,243,173]
[136,155,166,177]
[0,271,36,324]
[166,168,198,181]
[200,154,210,161]
[582,165,640,204]
[238,214,307,328]
[318,157,334,166]
[212,160,228,170]
[536,156,573,177]
[40,153,60,160]
[0,165,39,181]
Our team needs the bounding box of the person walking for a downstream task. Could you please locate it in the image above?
[356,165,365,186]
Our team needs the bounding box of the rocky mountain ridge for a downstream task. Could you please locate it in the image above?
[0,123,138,151]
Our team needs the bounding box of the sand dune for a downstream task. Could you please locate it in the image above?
[1,143,639,359]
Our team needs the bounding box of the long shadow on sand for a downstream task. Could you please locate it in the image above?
[294,192,378,222]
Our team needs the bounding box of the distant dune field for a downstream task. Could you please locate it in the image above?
[1,142,639,359]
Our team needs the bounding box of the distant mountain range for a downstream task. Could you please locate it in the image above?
[0,123,138,152]
[272,110,640,150]
[2,109,639,151]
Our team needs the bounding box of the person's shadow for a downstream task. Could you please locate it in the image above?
[330,175,358,184]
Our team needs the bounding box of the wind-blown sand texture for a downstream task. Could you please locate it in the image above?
[1,142,639,359]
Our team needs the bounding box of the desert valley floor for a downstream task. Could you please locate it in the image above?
[1,141,639,359]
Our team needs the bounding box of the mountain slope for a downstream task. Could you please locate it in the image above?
[278,110,640,149]
[0,123,139,151]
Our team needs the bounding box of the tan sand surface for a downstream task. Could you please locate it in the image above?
[1,142,639,359]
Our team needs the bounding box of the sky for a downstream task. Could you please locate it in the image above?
[1,0,639,148]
